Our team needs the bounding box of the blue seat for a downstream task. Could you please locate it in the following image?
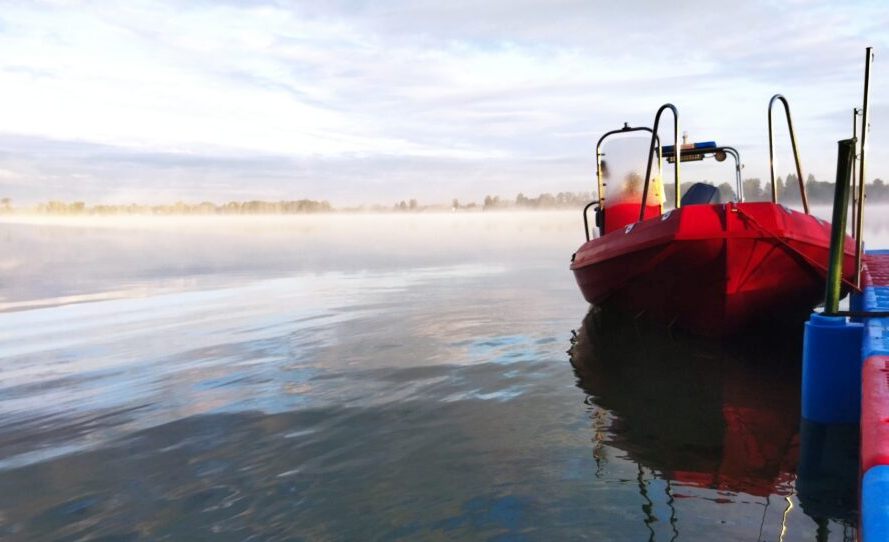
[680,183,721,205]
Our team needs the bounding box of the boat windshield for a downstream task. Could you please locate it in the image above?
[600,135,662,232]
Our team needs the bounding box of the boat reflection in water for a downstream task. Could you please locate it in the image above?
[569,308,856,533]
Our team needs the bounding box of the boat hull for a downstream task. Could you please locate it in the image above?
[570,202,856,336]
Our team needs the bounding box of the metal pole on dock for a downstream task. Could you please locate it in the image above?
[824,138,856,314]
[802,136,864,423]
[855,47,874,287]
[851,108,860,238]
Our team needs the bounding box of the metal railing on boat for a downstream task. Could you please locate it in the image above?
[768,94,810,214]
[641,104,681,221]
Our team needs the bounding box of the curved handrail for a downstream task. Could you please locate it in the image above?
[582,200,597,242]
[722,146,743,202]
[768,94,810,213]
[661,144,743,202]
[713,146,744,202]
[641,104,680,221]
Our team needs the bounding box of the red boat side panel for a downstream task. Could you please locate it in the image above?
[862,356,889,473]
[604,202,661,234]
[570,202,856,335]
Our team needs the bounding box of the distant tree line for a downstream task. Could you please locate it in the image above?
[392,199,421,211]
[2,179,887,216]
[662,175,889,204]
[0,198,332,215]
[481,192,594,210]
[803,175,889,203]
[388,192,593,211]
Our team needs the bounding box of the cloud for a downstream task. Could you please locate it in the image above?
[0,0,887,204]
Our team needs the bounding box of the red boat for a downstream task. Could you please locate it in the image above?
[571,102,857,336]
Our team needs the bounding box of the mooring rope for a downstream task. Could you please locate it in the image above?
[730,203,861,292]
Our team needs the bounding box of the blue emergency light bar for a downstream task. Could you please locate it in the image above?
[661,141,717,155]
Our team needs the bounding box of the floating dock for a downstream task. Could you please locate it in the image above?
[801,250,889,540]
[860,250,889,540]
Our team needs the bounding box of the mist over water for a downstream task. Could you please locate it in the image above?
[1,208,887,540]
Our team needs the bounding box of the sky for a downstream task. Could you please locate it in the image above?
[1,0,889,206]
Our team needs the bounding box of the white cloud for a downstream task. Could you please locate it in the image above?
[0,0,888,204]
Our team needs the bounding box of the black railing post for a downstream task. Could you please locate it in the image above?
[824,138,856,314]
[854,47,874,287]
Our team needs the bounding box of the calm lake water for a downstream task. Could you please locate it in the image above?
[1,209,888,541]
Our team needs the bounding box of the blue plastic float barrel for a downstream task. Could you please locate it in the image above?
[863,466,889,541]
[801,313,864,423]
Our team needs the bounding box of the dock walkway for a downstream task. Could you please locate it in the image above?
[859,249,889,541]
